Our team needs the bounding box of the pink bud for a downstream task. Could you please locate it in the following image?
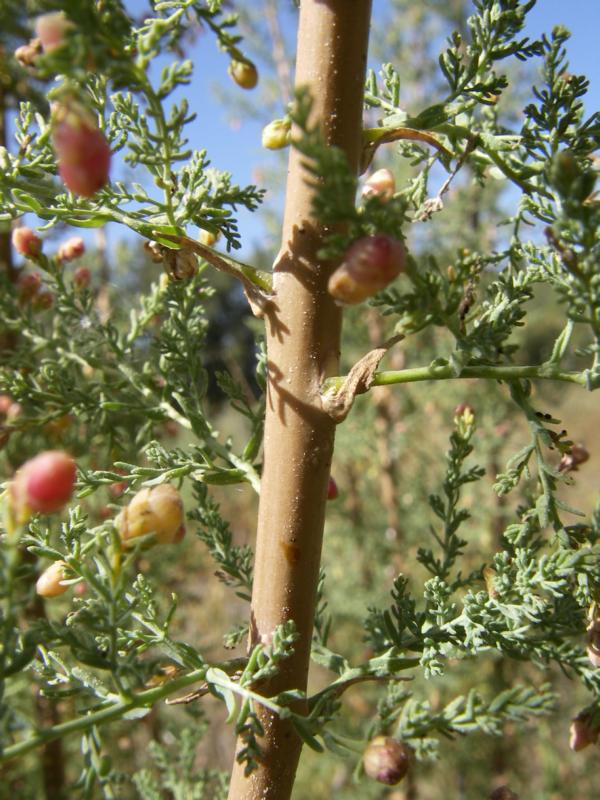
[12,227,42,258]
[57,236,85,262]
[362,169,396,202]
[11,450,76,518]
[34,12,74,54]
[52,101,111,197]
[363,737,411,785]
[328,235,406,305]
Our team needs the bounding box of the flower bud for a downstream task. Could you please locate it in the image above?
[14,39,42,68]
[490,787,519,800]
[328,235,406,305]
[0,395,13,416]
[199,230,219,247]
[327,476,338,500]
[362,736,410,785]
[35,12,74,54]
[31,289,54,312]
[52,101,111,197]
[116,484,185,547]
[361,169,396,202]
[483,566,499,599]
[569,711,600,751]
[12,227,42,258]
[73,266,92,290]
[57,236,85,262]
[587,620,600,668]
[11,451,76,520]
[163,246,197,281]
[228,59,258,90]
[6,402,22,422]
[36,560,70,598]
[16,272,42,304]
[262,119,291,150]
[558,443,590,473]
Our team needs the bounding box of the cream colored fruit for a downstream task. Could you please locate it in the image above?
[36,560,69,598]
[117,484,185,547]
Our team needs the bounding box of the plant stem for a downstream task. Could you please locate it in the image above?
[0,658,247,765]
[322,362,594,396]
[226,2,372,798]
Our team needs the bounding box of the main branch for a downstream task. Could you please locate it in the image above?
[227,2,372,798]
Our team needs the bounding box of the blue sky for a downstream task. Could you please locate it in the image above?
[171,0,600,256]
[20,2,600,257]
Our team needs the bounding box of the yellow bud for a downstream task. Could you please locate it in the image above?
[200,230,219,247]
[262,119,291,150]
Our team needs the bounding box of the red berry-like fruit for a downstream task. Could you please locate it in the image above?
[57,236,85,262]
[12,227,42,258]
[327,476,338,500]
[52,101,111,197]
[228,59,258,90]
[363,736,411,785]
[328,234,406,305]
[36,560,70,598]
[12,450,76,518]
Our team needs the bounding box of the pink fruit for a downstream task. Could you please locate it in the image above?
[52,102,111,197]
[363,736,411,785]
[12,227,42,258]
[328,234,406,305]
[12,450,76,517]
